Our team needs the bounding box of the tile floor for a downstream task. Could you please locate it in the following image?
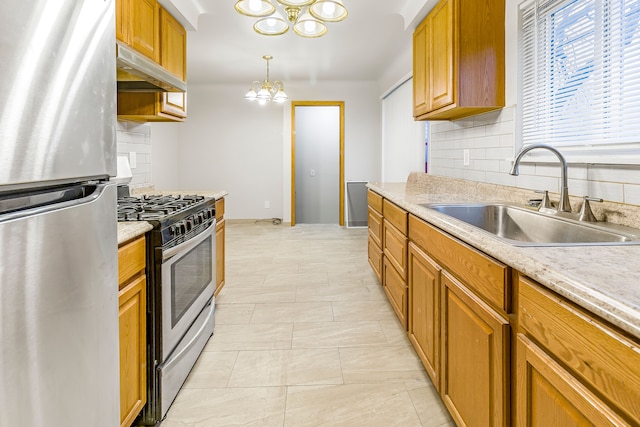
[161,222,455,427]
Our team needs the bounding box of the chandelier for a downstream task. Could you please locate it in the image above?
[234,0,348,38]
[244,55,288,105]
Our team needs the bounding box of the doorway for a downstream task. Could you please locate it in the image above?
[291,101,344,226]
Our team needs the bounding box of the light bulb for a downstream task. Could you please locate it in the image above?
[322,2,336,16]
[249,0,261,12]
[304,20,316,33]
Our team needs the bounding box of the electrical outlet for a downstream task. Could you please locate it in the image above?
[463,149,470,166]
[264,201,270,209]
[310,169,316,177]
[129,152,137,169]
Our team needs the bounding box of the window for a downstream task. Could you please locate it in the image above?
[519,0,640,161]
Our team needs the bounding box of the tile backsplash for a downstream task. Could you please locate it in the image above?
[116,120,152,188]
[428,106,640,206]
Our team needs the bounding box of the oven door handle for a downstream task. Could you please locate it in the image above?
[162,219,216,262]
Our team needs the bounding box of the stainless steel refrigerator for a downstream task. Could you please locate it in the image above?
[0,1,119,426]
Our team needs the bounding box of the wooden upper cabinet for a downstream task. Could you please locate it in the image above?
[413,0,505,120]
[131,0,160,63]
[116,0,130,44]
[160,8,187,82]
[413,18,429,117]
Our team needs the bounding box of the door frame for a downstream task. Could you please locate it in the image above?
[291,101,345,226]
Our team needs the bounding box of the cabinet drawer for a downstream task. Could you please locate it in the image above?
[367,190,383,214]
[383,199,408,234]
[367,236,382,284]
[118,237,146,287]
[383,257,407,329]
[215,197,225,220]
[409,215,509,313]
[383,220,408,279]
[368,207,383,247]
[519,275,640,425]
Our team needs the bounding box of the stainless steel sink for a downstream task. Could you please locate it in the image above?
[420,203,640,246]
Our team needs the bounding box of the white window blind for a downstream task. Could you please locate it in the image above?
[520,0,640,157]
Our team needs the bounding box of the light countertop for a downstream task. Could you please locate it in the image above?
[117,222,153,245]
[369,173,640,340]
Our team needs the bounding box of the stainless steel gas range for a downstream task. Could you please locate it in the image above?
[117,193,217,425]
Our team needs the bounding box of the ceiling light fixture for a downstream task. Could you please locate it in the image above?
[234,0,347,38]
[244,55,288,105]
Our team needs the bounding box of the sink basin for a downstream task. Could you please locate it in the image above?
[420,203,640,246]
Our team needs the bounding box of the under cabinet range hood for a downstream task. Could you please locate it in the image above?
[116,42,186,92]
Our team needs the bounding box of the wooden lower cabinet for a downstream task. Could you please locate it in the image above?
[215,218,225,296]
[516,334,627,427]
[383,257,408,328]
[367,235,382,283]
[518,275,640,425]
[118,236,147,427]
[214,197,225,296]
[440,271,510,427]
[408,242,441,390]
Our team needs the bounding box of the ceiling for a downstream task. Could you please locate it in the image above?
[175,1,435,86]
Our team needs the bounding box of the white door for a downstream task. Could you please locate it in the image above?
[294,105,340,224]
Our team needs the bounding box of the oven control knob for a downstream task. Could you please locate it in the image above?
[176,221,186,235]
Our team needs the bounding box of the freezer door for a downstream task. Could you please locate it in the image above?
[0,184,119,427]
[0,0,116,190]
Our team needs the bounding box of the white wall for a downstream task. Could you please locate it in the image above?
[151,80,381,221]
[116,121,152,188]
[382,79,425,182]
[150,122,181,190]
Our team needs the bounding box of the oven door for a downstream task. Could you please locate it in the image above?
[160,219,216,359]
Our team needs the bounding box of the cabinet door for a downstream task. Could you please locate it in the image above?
[429,0,454,111]
[215,218,225,296]
[383,220,407,279]
[383,257,407,329]
[440,271,509,427]
[161,92,187,118]
[367,235,382,284]
[408,242,441,390]
[131,0,160,62]
[160,8,186,81]
[413,18,429,118]
[516,334,628,427]
[116,0,130,43]
[367,206,383,248]
[119,275,147,427]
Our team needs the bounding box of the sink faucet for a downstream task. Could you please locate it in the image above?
[509,144,572,213]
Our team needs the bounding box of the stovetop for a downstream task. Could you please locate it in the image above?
[117,194,216,248]
[117,194,207,221]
